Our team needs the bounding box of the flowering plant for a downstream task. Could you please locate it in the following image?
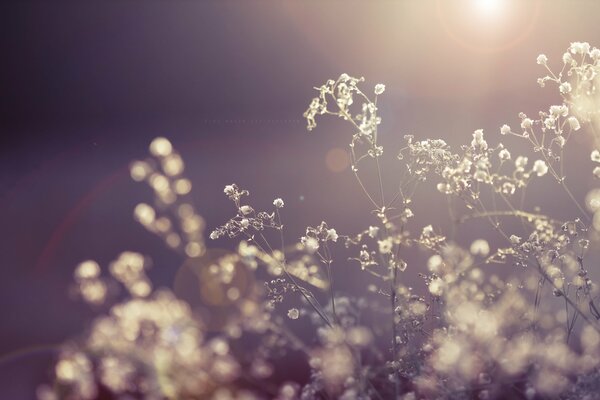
[39,42,600,400]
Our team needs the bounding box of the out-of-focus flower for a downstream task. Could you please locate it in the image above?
[532,160,548,177]
[537,54,548,65]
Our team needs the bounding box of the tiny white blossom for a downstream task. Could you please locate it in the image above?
[559,82,572,94]
[427,255,443,273]
[532,160,548,177]
[539,77,548,88]
[470,239,490,257]
[570,41,590,55]
[563,52,574,64]
[273,198,284,208]
[240,218,250,228]
[544,117,556,130]
[568,116,581,131]
[378,238,393,254]
[368,226,379,238]
[422,225,434,237]
[326,228,338,242]
[474,169,488,182]
[594,167,600,179]
[359,249,370,261]
[591,150,600,163]
[510,235,522,244]
[302,236,319,253]
[515,156,528,169]
[521,118,533,130]
[287,308,300,320]
[240,205,253,215]
[210,231,219,240]
[471,129,488,151]
[428,277,444,296]
[498,148,511,161]
[224,185,236,196]
[549,105,568,117]
[536,54,548,65]
[500,124,511,135]
[374,84,386,95]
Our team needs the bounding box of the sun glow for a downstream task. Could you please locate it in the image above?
[474,0,503,14]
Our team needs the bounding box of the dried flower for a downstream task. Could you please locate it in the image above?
[532,160,548,177]
[273,198,285,208]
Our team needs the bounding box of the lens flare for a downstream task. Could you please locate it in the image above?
[475,0,502,14]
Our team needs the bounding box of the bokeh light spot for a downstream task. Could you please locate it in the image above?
[325,147,350,173]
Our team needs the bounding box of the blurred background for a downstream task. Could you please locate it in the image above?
[1,0,600,398]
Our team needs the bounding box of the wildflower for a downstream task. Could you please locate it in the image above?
[326,228,339,242]
[429,277,444,296]
[568,116,581,131]
[471,129,488,151]
[592,150,600,162]
[515,156,529,169]
[378,238,393,254]
[510,234,522,244]
[422,225,434,237]
[273,198,284,208]
[570,41,590,55]
[537,78,546,88]
[224,184,236,196]
[502,182,516,195]
[536,54,548,65]
[336,82,354,112]
[470,239,490,257]
[500,124,511,135]
[544,117,556,130]
[594,167,600,179]
[499,148,511,161]
[474,169,488,182]
[559,82,572,94]
[359,249,370,261]
[240,218,250,229]
[591,47,600,60]
[562,51,574,64]
[368,226,379,238]
[374,83,386,95]
[209,231,219,240]
[549,104,568,117]
[521,118,533,130]
[301,236,319,253]
[532,160,548,177]
[240,205,253,215]
[287,308,299,320]
[304,98,321,131]
[427,255,443,272]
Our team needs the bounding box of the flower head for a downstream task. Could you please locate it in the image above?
[532,160,548,177]
[536,54,548,65]
[374,84,386,95]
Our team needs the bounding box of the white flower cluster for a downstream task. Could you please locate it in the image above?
[210,184,282,240]
[304,73,386,172]
[301,221,338,253]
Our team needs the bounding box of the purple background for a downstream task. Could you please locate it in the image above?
[1,1,599,398]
